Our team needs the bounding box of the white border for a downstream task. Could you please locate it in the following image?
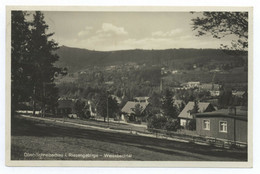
[5,6,253,168]
[1,0,259,174]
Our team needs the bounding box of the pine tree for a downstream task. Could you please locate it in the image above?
[161,89,178,119]
[192,99,199,114]
[11,11,31,116]
[96,91,119,122]
[132,103,143,121]
[29,11,66,117]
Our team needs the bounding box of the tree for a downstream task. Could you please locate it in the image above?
[161,89,178,119]
[108,96,120,118]
[179,102,185,113]
[131,103,143,122]
[164,119,180,132]
[149,91,161,109]
[192,99,199,114]
[11,11,31,116]
[218,88,233,108]
[96,91,119,122]
[74,99,86,119]
[147,115,167,130]
[192,12,248,51]
[29,11,66,117]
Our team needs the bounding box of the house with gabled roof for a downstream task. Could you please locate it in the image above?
[121,98,150,122]
[178,101,215,128]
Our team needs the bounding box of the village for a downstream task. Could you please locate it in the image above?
[17,69,248,150]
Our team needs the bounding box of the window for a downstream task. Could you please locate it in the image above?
[219,121,227,133]
[203,120,210,130]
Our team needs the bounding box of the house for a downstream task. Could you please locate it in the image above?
[121,99,150,122]
[187,81,200,88]
[87,100,97,117]
[104,81,114,85]
[195,106,247,144]
[210,90,220,97]
[232,90,246,98]
[199,83,221,91]
[199,83,221,97]
[57,98,76,116]
[133,97,149,103]
[178,101,215,128]
[171,70,178,74]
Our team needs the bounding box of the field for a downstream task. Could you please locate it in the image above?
[11,116,247,161]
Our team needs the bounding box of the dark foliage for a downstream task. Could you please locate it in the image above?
[192,12,248,51]
[11,11,31,115]
[147,115,167,130]
[96,91,119,122]
[74,100,87,119]
[11,11,67,117]
[56,46,246,73]
[161,89,178,119]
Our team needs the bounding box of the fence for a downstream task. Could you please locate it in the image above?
[146,128,247,150]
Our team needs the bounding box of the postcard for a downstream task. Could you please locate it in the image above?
[5,6,253,167]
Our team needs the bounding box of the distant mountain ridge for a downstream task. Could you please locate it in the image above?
[55,46,246,72]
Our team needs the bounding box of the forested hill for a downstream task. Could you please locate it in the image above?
[55,46,246,72]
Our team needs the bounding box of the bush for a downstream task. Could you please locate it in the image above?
[147,115,167,129]
[164,119,180,131]
[147,115,180,132]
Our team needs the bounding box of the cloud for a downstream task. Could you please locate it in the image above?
[60,34,233,51]
[152,29,183,37]
[97,23,128,36]
[78,26,93,37]
[71,23,129,50]
[63,24,232,51]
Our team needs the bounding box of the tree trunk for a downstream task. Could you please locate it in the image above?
[41,83,46,117]
[32,100,36,116]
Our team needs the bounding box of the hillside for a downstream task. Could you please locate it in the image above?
[55,46,246,73]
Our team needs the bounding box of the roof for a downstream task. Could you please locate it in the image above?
[232,91,246,97]
[196,107,247,121]
[134,97,149,101]
[178,101,214,119]
[187,81,200,84]
[199,83,220,90]
[121,101,149,114]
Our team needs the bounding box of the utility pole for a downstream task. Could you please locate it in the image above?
[32,85,36,116]
[107,94,109,128]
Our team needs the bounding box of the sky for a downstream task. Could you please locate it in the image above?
[38,11,236,51]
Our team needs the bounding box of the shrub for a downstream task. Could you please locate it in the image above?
[164,119,180,132]
[147,115,167,129]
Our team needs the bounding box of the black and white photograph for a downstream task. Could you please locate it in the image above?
[5,6,253,167]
